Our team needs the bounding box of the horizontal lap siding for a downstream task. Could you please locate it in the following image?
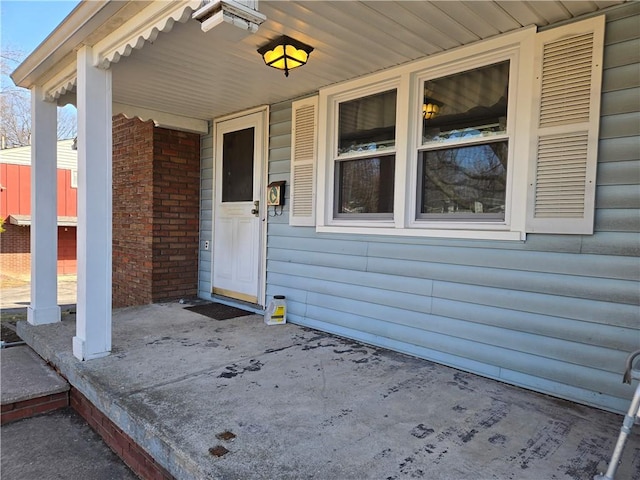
[264,7,640,414]
[198,125,213,298]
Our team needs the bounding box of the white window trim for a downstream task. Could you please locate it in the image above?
[408,47,524,231]
[317,26,536,241]
[320,77,405,229]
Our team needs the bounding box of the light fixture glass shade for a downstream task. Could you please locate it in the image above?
[258,35,314,77]
[422,103,440,120]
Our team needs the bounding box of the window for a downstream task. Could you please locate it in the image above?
[222,127,254,202]
[334,89,397,218]
[336,156,395,215]
[419,142,507,220]
[418,61,509,222]
[308,18,603,239]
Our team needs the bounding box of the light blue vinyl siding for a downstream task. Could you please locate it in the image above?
[198,123,213,298]
[259,6,640,414]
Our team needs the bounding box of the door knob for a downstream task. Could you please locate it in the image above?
[251,200,259,217]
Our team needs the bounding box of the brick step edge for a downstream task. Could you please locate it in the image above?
[70,387,175,480]
[1,391,69,425]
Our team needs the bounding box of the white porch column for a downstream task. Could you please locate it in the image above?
[73,46,112,361]
[27,87,61,325]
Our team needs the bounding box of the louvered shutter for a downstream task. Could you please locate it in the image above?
[289,96,318,226]
[526,16,604,234]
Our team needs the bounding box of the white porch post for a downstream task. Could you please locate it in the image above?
[27,87,61,325]
[73,46,112,361]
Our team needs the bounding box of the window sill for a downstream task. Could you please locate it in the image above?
[316,224,525,241]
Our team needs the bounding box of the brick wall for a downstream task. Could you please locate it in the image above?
[112,116,155,307]
[151,128,200,302]
[0,223,30,275]
[112,116,200,307]
[1,391,69,425]
[71,388,174,480]
[0,224,77,276]
[153,128,200,302]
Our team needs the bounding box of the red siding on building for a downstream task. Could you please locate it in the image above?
[0,163,77,219]
[1,159,78,276]
[0,164,30,218]
[57,169,77,217]
[0,164,4,217]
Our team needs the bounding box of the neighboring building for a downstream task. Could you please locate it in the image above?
[11,1,639,414]
[0,139,78,275]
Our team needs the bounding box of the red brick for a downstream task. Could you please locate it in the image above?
[0,223,30,275]
[1,409,30,424]
[29,397,69,415]
[1,392,69,424]
[70,388,175,480]
[10,392,66,409]
[112,116,199,307]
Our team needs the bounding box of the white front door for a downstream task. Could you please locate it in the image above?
[212,111,265,304]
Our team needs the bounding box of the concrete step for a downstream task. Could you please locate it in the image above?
[1,345,70,424]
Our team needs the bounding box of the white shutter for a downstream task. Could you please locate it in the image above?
[526,16,604,234]
[289,96,318,226]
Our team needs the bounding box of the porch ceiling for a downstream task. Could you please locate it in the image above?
[66,1,628,120]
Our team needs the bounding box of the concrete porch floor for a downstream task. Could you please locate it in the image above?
[17,303,640,480]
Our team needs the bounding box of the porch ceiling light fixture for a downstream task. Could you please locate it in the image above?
[257,35,314,77]
[422,102,440,120]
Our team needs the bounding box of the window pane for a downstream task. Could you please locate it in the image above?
[339,90,396,155]
[337,155,395,214]
[420,142,507,219]
[422,61,509,144]
[222,127,254,202]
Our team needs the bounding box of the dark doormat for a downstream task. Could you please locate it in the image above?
[185,302,254,320]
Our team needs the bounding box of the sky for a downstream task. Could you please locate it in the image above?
[1,0,79,78]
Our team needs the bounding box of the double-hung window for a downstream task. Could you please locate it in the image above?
[305,18,603,239]
[417,61,510,222]
[317,45,521,237]
[334,89,397,219]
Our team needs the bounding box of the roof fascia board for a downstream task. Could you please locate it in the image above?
[11,1,125,89]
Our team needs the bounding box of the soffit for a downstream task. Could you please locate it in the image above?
[68,1,629,120]
[12,1,150,88]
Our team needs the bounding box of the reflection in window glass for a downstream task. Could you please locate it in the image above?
[337,155,395,214]
[420,142,507,219]
[422,61,509,144]
[339,90,396,155]
[222,128,254,202]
